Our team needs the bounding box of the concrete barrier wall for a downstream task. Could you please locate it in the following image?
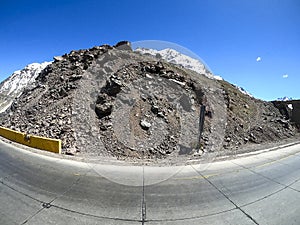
[0,126,61,154]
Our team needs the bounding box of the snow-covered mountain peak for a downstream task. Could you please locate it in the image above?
[277,96,293,101]
[135,47,222,81]
[0,61,51,113]
[24,62,48,71]
[2,62,51,95]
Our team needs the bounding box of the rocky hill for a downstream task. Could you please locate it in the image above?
[0,41,298,162]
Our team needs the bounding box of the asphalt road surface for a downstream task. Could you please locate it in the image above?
[1,140,300,225]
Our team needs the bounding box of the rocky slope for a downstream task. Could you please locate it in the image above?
[0,41,298,162]
[0,62,51,113]
[220,81,298,151]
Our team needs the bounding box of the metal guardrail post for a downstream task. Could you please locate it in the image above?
[198,105,206,147]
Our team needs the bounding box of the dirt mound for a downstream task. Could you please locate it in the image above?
[1,41,298,162]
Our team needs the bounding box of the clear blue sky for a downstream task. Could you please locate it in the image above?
[0,0,299,100]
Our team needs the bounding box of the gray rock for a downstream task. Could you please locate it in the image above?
[54,56,64,61]
[140,119,151,130]
[114,41,132,51]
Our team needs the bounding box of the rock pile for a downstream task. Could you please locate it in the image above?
[0,41,298,161]
[2,44,113,152]
[220,81,298,151]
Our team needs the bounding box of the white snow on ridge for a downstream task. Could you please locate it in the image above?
[135,47,223,80]
[2,62,51,95]
[0,61,51,113]
[237,86,253,98]
[277,96,293,101]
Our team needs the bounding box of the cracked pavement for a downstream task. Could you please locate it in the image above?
[1,140,300,224]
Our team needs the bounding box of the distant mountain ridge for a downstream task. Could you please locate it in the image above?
[135,47,223,80]
[277,96,293,101]
[0,62,51,112]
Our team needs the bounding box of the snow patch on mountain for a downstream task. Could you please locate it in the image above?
[135,47,222,80]
[277,96,293,101]
[237,86,253,98]
[0,62,51,113]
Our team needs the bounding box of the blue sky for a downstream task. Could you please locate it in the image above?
[0,0,299,100]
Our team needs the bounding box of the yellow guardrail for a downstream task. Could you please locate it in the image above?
[0,126,61,154]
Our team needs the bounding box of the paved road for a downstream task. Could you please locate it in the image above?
[1,140,300,225]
